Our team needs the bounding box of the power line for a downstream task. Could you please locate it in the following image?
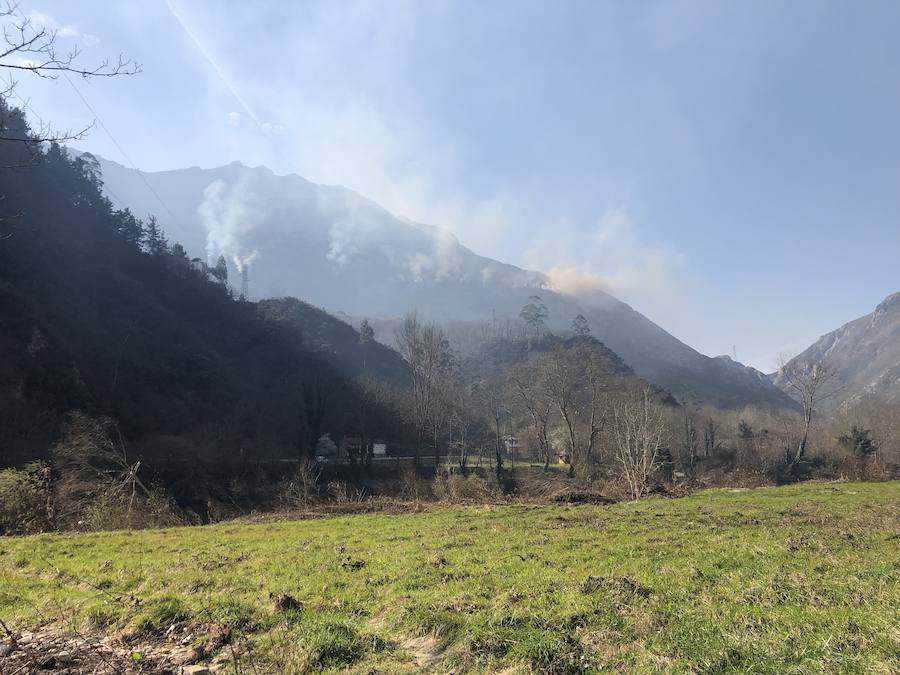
[61,72,182,228]
[10,4,184,237]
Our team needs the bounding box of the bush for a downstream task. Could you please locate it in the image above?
[399,463,432,501]
[277,460,321,507]
[838,426,878,458]
[0,462,52,534]
[433,471,498,502]
[80,486,182,531]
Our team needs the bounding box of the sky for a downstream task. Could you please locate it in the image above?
[6,0,900,370]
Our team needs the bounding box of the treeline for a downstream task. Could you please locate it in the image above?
[1,98,896,536]
[0,100,416,475]
[421,296,898,499]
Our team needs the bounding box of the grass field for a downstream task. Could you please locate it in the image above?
[1,482,898,673]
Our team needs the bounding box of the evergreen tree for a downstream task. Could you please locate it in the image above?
[359,319,375,345]
[520,295,549,336]
[211,255,228,283]
[143,215,167,255]
[838,426,878,458]
[114,208,143,249]
[571,313,591,337]
[169,242,189,261]
[359,319,375,370]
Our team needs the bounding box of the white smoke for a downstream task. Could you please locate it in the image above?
[523,208,686,317]
[197,177,261,273]
[232,250,258,273]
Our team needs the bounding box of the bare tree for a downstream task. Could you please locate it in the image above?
[777,356,838,468]
[681,411,699,472]
[611,387,666,500]
[537,344,607,478]
[0,2,140,145]
[353,373,394,469]
[449,409,470,472]
[584,351,607,471]
[542,346,579,476]
[479,377,507,484]
[50,412,150,527]
[510,366,554,468]
[703,418,720,458]
[395,312,451,464]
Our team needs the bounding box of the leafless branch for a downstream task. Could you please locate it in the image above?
[0,3,141,82]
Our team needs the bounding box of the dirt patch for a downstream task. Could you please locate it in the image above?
[0,624,233,674]
[402,633,441,670]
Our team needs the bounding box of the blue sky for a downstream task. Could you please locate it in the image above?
[8,0,900,370]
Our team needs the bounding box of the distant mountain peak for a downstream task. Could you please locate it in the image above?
[774,290,900,409]
[94,156,797,410]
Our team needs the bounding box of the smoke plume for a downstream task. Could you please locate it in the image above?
[197,177,261,273]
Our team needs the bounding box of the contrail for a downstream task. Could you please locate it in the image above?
[163,0,263,128]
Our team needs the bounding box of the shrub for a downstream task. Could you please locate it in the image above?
[80,486,182,531]
[837,426,878,459]
[433,471,497,502]
[0,462,52,534]
[399,463,431,501]
[277,460,321,507]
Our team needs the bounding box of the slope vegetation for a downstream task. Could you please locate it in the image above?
[0,105,409,467]
[97,157,796,410]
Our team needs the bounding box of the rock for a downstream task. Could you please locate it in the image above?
[0,641,16,657]
[170,646,203,665]
[181,666,211,675]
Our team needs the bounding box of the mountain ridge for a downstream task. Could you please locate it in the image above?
[771,290,900,409]
[93,155,797,410]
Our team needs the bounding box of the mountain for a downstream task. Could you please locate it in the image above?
[94,156,796,410]
[0,115,411,467]
[772,292,900,409]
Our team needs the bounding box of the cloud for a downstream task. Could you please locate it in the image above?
[25,11,100,47]
[9,56,39,69]
[161,2,690,317]
[167,1,521,268]
[261,121,285,135]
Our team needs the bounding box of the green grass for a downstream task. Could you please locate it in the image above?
[1,482,898,673]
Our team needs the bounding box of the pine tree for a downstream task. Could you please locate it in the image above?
[169,242,189,261]
[520,296,549,335]
[359,319,375,345]
[571,314,591,337]
[115,208,143,249]
[212,255,229,283]
[359,319,375,370]
[143,215,167,255]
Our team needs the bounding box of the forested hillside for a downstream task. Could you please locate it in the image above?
[96,156,798,410]
[0,101,410,468]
